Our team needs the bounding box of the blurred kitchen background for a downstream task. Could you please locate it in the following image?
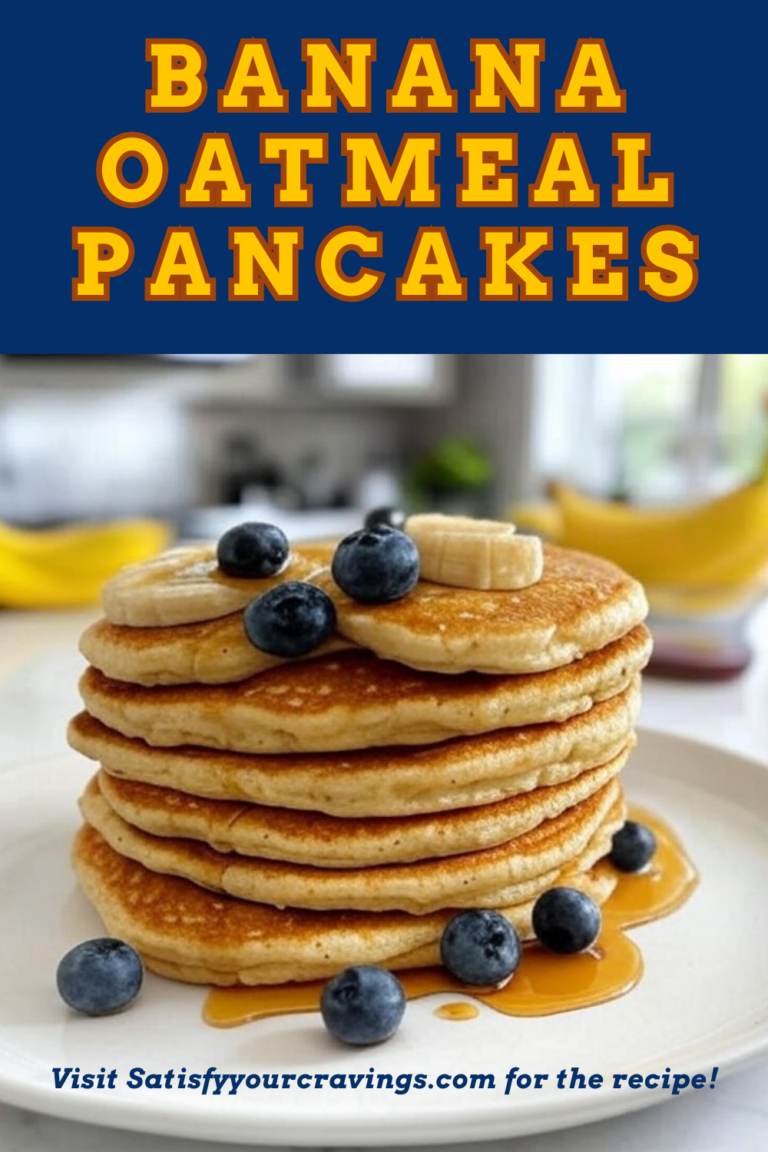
[2,351,768,680]
[2,353,766,531]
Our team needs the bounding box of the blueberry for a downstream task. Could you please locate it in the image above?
[440,910,521,986]
[331,526,419,603]
[364,506,407,531]
[321,966,406,1046]
[216,522,289,579]
[56,938,143,1016]
[243,581,336,657]
[532,887,601,955]
[609,820,657,873]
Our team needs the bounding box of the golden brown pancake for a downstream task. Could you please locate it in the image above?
[98,541,646,677]
[95,749,628,867]
[80,774,623,913]
[72,822,619,983]
[80,614,356,686]
[316,544,648,674]
[68,681,639,817]
[77,626,651,754]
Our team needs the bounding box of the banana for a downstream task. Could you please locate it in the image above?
[0,519,168,571]
[405,513,543,590]
[503,500,563,541]
[511,481,768,589]
[0,520,171,609]
[0,548,106,608]
[101,543,335,627]
[0,518,148,552]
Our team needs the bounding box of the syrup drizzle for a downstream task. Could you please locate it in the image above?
[434,1002,480,1021]
[204,806,697,1027]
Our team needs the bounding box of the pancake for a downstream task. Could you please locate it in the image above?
[80,614,356,686]
[72,823,619,984]
[68,681,640,816]
[101,541,334,628]
[316,544,648,674]
[83,544,644,686]
[98,540,647,677]
[78,626,651,754]
[96,748,628,867]
[80,774,624,913]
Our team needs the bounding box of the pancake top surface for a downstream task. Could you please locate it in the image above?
[98,538,647,675]
[318,543,648,673]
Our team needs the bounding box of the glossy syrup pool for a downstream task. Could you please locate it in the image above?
[203,806,697,1027]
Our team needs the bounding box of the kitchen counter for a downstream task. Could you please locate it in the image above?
[1,607,766,1152]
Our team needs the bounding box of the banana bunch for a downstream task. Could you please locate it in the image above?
[510,479,768,591]
[0,519,171,609]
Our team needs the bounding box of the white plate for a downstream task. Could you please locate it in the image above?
[1,731,767,1145]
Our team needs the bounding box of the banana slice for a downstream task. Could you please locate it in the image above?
[405,514,543,591]
[102,543,334,627]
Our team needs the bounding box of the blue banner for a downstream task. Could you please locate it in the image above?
[4,0,766,351]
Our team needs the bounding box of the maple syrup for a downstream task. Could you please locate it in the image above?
[434,1002,480,1021]
[204,806,697,1028]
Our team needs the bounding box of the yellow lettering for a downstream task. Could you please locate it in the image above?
[530,134,599,205]
[72,228,134,300]
[316,227,385,300]
[640,226,699,301]
[302,40,376,112]
[145,228,215,300]
[342,134,440,206]
[567,228,628,300]
[96,133,168,207]
[480,228,553,300]
[218,39,288,112]
[181,134,250,206]
[397,227,467,300]
[145,40,207,112]
[387,39,457,112]
[229,227,303,300]
[457,134,517,205]
[260,135,328,207]
[556,39,625,112]
[613,134,673,206]
[470,40,544,112]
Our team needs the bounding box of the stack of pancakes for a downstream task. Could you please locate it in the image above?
[67,539,651,986]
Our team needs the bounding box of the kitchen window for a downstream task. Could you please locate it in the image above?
[533,354,768,503]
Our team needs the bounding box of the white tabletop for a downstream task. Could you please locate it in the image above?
[1,607,766,1152]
